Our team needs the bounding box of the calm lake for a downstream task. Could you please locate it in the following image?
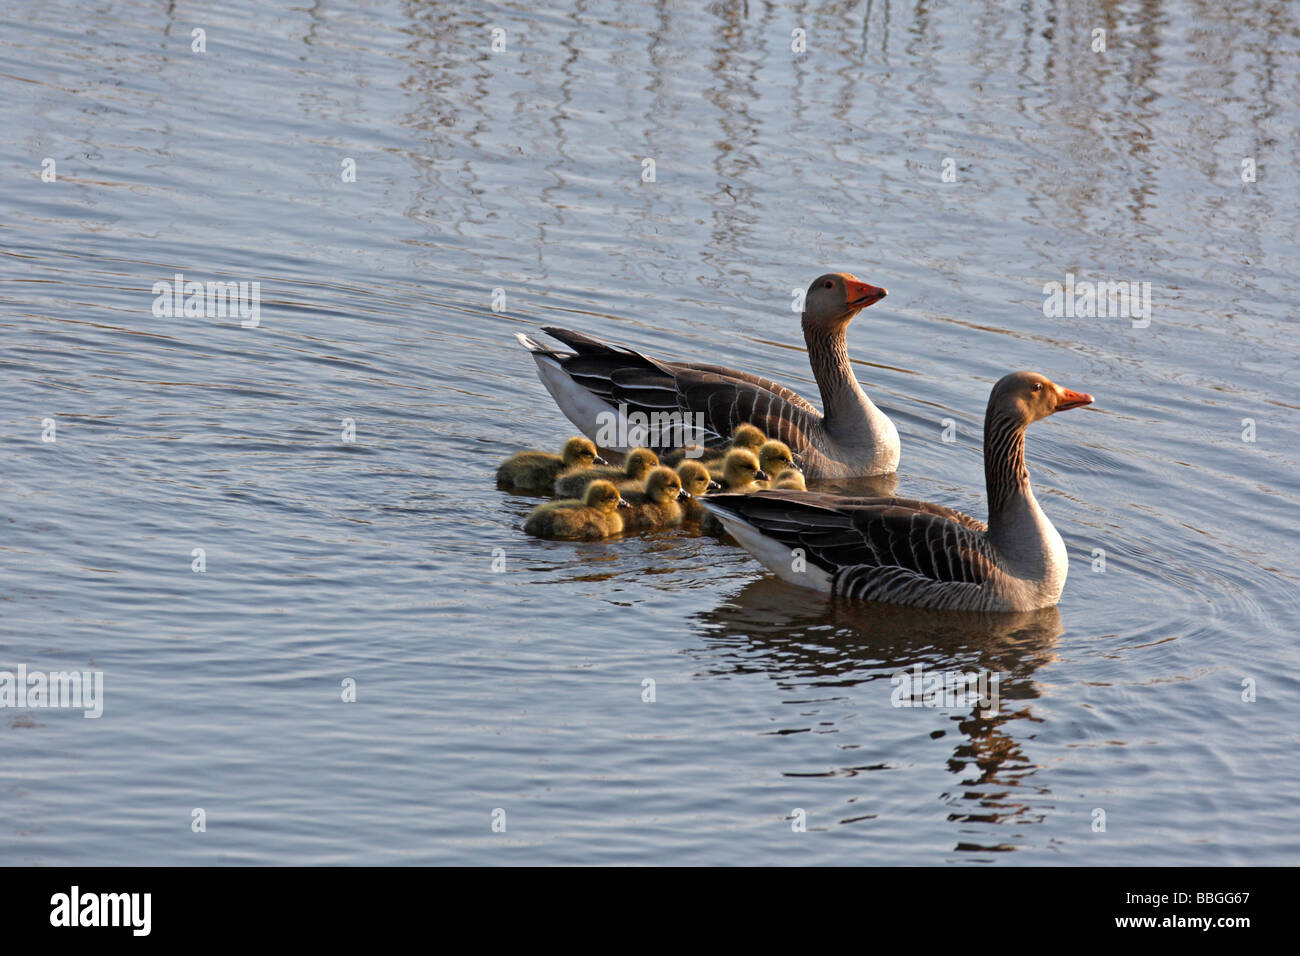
[2,0,1297,864]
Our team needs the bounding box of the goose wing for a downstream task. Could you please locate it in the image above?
[703,490,998,604]
[536,327,824,452]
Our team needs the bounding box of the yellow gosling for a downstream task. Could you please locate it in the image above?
[677,459,721,522]
[774,468,806,490]
[718,449,768,492]
[621,466,690,532]
[707,424,768,478]
[701,450,770,534]
[555,447,659,499]
[498,436,605,493]
[755,440,796,489]
[523,480,628,540]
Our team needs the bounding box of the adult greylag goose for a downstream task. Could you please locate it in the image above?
[497,436,606,492]
[515,272,897,478]
[699,372,1094,612]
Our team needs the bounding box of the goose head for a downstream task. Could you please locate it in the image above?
[623,447,660,480]
[677,460,721,496]
[563,436,606,467]
[803,272,887,328]
[584,479,629,512]
[988,371,1094,428]
[723,449,768,487]
[758,439,797,477]
[644,466,690,504]
[730,423,767,452]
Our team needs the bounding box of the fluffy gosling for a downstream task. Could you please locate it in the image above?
[701,450,769,534]
[621,466,691,532]
[555,447,659,499]
[773,468,806,490]
[717,449,768,492]
[677,459,721,522]
[498,436,605,493]
[755,440,797,489]
[523,480,628,540]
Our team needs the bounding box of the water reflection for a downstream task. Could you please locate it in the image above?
[692,575,1064,852]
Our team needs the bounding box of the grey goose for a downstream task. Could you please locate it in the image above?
[515,272,899,479]
[700,372,1094,612]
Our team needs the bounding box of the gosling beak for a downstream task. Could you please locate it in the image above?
[706,480,722,493]
[845,278,888,309]
[617,497,631,509]
[755,469,769,481]
[1054,388,1094,412]
[593,455,609,466]
[677,489,691,501]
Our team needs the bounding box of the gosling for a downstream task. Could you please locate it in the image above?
[621,466,691,532]
[773,468,806,490]
[700,450,769,534]
[677,459,721,522]
[665,423,767,467]
[523,480,628,540]
[498,436,605,493]
[717,449,768,492]
[755,440,797,489]
[555,447,659,499]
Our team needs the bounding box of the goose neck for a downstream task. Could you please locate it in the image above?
[984,412,1031,518]
[802,318,871,429]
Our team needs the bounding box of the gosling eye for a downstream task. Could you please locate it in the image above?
[1031,382,1042,393]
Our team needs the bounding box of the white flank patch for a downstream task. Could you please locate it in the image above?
[700,503,833,592]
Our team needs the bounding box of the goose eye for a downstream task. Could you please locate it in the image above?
[823,280,833,289]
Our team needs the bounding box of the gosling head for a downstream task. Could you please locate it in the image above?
[623,447,660,480]
[676,460,720,496]
[723,449,767,487]
[583,479,627,512]
[563,436,606,467]
[758,440,796,476]
[803,271,887,330]
[644,466,689,504]
[730,423,767,451]
[987,371,1094,429]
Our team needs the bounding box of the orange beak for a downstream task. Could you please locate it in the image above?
[844,279,887,308]
[1055,388,1094,412]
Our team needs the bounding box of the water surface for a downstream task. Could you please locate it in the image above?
[2,0,1298,864]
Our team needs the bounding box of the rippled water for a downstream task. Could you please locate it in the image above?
[2,0,1298,864]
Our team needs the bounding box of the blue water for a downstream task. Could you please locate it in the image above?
[1,0,1297,864]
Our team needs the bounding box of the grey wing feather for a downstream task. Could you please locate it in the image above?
[704,491,997,596]
[535,328,825,455]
